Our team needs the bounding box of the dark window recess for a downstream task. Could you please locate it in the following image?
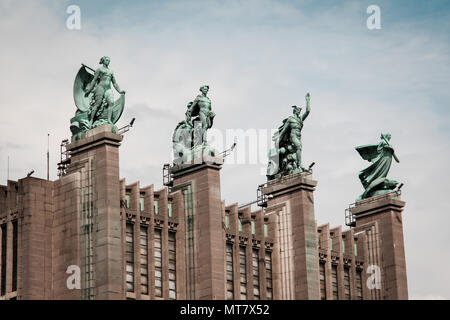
[12,221,18,292]
[1,224,7,296]
[319,262,326,300]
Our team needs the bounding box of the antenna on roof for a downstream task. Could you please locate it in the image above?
[118,118,136,135]
[219,137,237,160]
[47,133,50,181]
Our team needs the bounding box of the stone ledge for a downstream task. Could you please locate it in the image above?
[67,125,123,155]
[170,160,223,178]
[351,193,405,217]
[263,172,317,196]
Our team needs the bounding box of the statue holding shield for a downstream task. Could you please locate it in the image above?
[70,56,126,140]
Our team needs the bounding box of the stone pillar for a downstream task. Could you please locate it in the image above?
[66,125,124,300]
[263,172,320,300]
[19,177,53,300]
[170,158,225,300]
[351,193,408,300]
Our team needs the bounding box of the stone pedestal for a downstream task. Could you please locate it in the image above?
[170,157,225,300]
[351,192,408,300]
[263,172,320,300]
[66,125,124,299]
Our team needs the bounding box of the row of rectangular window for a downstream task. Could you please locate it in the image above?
[154,228,162,297]
[1,223,7,296]
[252,249,260,299]
[140,226,148,295]
[1,222,18,297]
[125,223,176,298]
[168,231,176,299]
[124,196,172,218]
[318,235,358,256]
[224,216,269,237]
[319,262,363,300]
[239,246,247,300]
[226,243,234,299]
[226,244,272,300]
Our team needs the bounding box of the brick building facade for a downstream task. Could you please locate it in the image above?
[0,124,408,300]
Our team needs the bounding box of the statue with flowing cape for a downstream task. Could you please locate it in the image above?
[266,93,311,181]
[356,133,400,201]
[70,56,126,140]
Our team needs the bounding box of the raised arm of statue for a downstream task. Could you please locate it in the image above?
[112,74,125,95]
[381,133,400,163]
[301,93,311,121]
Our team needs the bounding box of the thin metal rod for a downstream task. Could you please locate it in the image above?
[47,133,50,181]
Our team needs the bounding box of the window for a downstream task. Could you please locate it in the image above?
[168,231,176,299]
[12,221,18,292]
[354,243,358,256]
[251,221,255,235]
[126,223,134,292]
[140,226,148,295]
[265,251,273,300]
[168,203,173,218]
[329,237,333,250]
[342,240,346,254]
[125,195,131,208]
[344,267,351,299]
[1,223,6,296]
[331,264,339,300]
[238,219,242,232]
[154,228,162,297]
[356,269,363,300]
[319,262,326,300]
[154,200,159,215]
[239,246,247,299]
[225,215,230,229]
[140,197,145,211]
[318,234,321,249]
[252,249,260,299]
[264,224,268,237]
[226,243,234,299]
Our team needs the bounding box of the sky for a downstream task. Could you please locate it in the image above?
[0,0,449,299]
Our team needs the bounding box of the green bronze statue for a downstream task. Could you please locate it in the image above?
[187,85,215,144]
[172,85,216,164]
[70,56,126,140]
[267,93,311,180]
[355,133,400,200]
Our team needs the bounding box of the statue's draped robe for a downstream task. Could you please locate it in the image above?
[357,141,395,198]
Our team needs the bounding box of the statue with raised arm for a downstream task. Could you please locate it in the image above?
[355,133,400,200]
[267,93,311,180]
[70,56,126,140]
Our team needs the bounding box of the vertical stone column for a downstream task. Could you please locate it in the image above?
[170,159,225,300]
[263,172,320,300]
[66,125,124,300]
[351,193,408,300]
[19,177,53,300]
